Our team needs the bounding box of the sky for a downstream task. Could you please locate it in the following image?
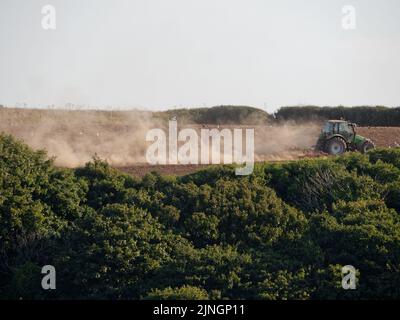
[0,0,399,113]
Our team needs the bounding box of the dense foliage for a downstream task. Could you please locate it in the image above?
[155,105,272,125]
[1,134,400,299]
[275,106,400,126]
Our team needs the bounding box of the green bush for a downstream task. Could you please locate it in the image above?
[145,285,209,300]
[2,134,400,299]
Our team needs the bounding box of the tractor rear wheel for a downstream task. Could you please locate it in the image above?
[325,137,347,155]
[360,141,375,154]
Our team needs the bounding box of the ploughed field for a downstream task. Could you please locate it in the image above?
[117,126,400,177]
[357,127,400,148]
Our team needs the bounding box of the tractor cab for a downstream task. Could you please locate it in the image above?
[322,120,354,135]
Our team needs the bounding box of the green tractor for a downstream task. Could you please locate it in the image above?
[315,120,375,155]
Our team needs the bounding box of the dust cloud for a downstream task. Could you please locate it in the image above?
[254,123,320,161]
[0,109,160,167]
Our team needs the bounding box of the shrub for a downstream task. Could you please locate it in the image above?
[2,133,400,299]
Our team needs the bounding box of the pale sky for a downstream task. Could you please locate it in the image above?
[0,0,399,112]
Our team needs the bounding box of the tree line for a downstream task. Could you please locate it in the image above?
[274,106,400,126]
[158,105,400,126]
[155,105,272,125]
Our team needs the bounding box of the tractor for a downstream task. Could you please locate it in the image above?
[315,120,375,155]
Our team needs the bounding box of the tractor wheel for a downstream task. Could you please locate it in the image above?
[360,141,375,154]
[325,137,347,155]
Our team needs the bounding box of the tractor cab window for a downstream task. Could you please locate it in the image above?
[338,122,352,134]
[322,122,333,133]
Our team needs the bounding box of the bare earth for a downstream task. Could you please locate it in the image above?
[357,127,400,148]
[117,127,400,177]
